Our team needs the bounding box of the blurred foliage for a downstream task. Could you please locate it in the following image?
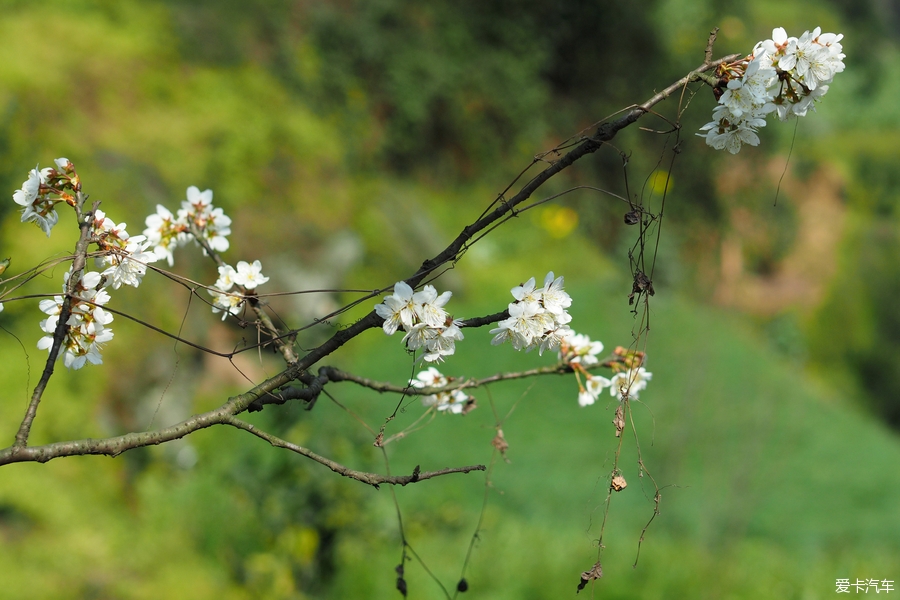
[1,0,900,597]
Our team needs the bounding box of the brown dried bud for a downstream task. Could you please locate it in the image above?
[491,429,510,462]
[613,405,625,438]
[611,475,627,492]
[577,561,603,593]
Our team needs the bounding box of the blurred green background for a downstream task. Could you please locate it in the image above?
[1,0,899,598]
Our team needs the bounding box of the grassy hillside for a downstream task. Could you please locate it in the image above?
[324,281,900,599]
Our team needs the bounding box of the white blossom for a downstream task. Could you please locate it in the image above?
[375,281,461,362]
[414,285,452,327]
[13,166,58,237]
[36,269,115,369]
[610,367,653,401]
[422,321,464,363]
[410,367,473,414]
[233,260,269,290]
[491,272,574,353]
[143,204,183,266]
[214,264,238,291]
[143,187,232,265]
[210,289,245,320]
[700,26,845,150]
[559,331,604,366]
[374,281,417,335]
[101,235,158,289]
[578,375,612,407]
[539,272,572,315]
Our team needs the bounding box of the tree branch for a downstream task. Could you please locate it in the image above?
[14,195,98,448]
[222,416,485,489]
[1,53,733,467]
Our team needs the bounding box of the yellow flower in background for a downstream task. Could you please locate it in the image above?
[538,205,578,238]
[650,170,672,196]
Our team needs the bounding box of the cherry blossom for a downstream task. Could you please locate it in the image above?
[610,367,653,400]
[490,272,574,354]
[233,260,270,290]
[699,26,845,152]
[410,367,473,414]
[36,269,115,369]
[13,166,58,237]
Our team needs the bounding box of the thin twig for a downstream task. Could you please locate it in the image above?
[223,416,485,489]
[13,195,98,447]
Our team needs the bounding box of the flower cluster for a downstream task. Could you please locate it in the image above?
[559,332,653,406]
[11,159,161,369]
[37,270,114,369]
[12,158,79,237]
[609,367,653,401]
[490,272,573,354]
[409,367,474,415]
[559,331,611,406]
[142,187,269,320]
[209,260,270,320]
[143,186,232,266]
[559,331,605,366]
[699,27,845,154]
[375,281,463,363]
[91,209,157,290]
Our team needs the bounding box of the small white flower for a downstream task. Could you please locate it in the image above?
[202,207,232,253]
[14,166,59,237]
[410,367,446,389]
[13,167,43,209]
[586,375,611,397]
[375,281,416,335]
[410,368,471,414]
[578,389,595,407]
[210,289,244,320]
[490,301,543,350]
[422,321,464,363]
[214,264,238,291]
[102,235,158,289]
[414,285,452,327]
[539,272,572,315]
[402,322,436,351]
[576,375,612,407]
[144,204,184,267]
[560,331,605,365]
[233,260,269,290]
[511,277,542,304]
[184,186,213,212]
[538,324,572,356]
[609,367,653,400]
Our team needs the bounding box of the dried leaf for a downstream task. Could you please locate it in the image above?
[628,270,655,304]
[613,405,625,438]
[491,429,510,462]
[576,561,603,592]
